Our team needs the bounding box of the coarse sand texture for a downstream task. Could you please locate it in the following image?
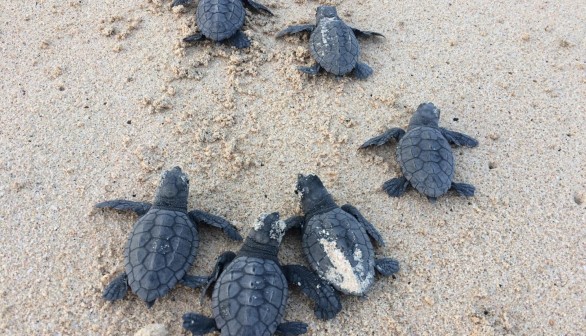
[0,0,585,335]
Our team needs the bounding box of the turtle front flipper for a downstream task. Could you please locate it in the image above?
[297,63,321,75]
[95,200,151,216]
[276,24,315,37]
[382,176,410,198]
[103,272,128,302]
[282,265,342,320]
[450,182,475,197]
[199,251,237,304]
[375,258,400,276]
[182,313,218,335]
[188,210,243,241]
[243,0,273,15]
[225,30,251,49]
[276,321,308,335]
[360,127,405,148]
[352,62,373,79]
[439,127,479,148]
[341,204,385,247]
[350,27,385,38]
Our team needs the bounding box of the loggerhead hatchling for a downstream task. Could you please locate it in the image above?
[360,103,479,202]
[173,0,273,49]
[276,6,383,79]
[182,212,341,336]
[285,174,400,298]
[96,166,243,307]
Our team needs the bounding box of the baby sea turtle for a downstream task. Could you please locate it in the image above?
[183,212,341,335]
[360,103,479,202]
[172,0,273,49]
[96,166,243,308]
[285,174,400,297]
[276,5,383,79]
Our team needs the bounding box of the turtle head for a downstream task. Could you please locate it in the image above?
[247,212,286,247]
[316,6,339,21]
[153,166,189,210]
[409,103,441,128]
[295,174,335,215]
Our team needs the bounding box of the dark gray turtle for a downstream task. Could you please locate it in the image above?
[276,6,383,79]
[96,166,243,308]
[360,103,479,202]
[172,0,273,49]
[183,212,341,336]
[285,174,399,297]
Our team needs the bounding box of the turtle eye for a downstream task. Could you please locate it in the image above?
[294,190,299,195]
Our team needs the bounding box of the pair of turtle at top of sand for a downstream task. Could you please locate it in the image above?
[96,168,399,335]
[172,0,382,79]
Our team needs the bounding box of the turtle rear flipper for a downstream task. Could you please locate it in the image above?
[182,313,218,335]
[276,24,315,37]
[199,251,237,304]
[440,127,479,147]
[95,200,151,216]
[179,274,209,289]
[225,30,251,49]
[189,210,243,241]
[298,63,321,75]
[103,273,128,301]
[382,176,410,197]
[352,62,373,79]
[183,33,205,44]
[450,182,475,197]
[359,128,405,148]
[375,258,400,276]
[282,265,342,320]
[341,204,385,247]
[171,0,191,7]
[276,322,308,335]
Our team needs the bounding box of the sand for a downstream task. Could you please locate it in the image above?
[0,0,584,335]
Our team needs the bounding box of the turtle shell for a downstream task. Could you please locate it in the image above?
[397,126,454,197]
[212,256,288,336]
[302,208,375,295]
[309,18,360,75]
[124,208,198,303]
[197,0,246,41]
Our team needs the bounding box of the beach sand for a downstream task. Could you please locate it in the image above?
[0,0,584,334]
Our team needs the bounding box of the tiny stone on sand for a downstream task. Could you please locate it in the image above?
[134,324,168,336]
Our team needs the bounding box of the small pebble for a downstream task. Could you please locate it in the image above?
[134,324,168,336]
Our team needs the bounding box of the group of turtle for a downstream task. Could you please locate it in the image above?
[173,0,384,79]
[96,0,480,335]
[96,102,477,336]
[97,168,398,335]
